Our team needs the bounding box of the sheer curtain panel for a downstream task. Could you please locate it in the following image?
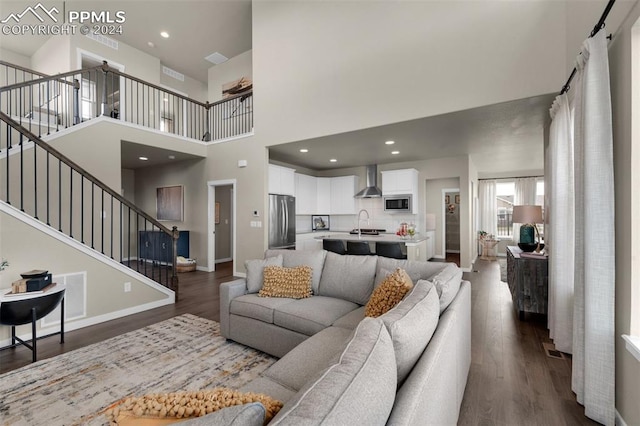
[571,31,615,425]
[512,177,538,241]
[547,94,575,354]
[478,180,497,237]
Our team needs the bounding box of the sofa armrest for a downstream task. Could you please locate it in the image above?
[220,278,248,338]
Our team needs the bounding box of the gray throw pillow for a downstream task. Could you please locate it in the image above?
[178,402,266,425]
[318,252,378,305]
[245,255,283,293]
[375,257,445,287]
[379,279,439,384]
[429,263,463,313]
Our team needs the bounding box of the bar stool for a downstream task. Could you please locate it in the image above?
[347,241,372,255]
[375,242,407,259]
[0,289,65,363]
[323,240,346,255]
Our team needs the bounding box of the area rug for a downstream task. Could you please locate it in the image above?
[0,314,277,425]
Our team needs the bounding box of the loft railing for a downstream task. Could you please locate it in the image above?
[0,111,179,297]
[0,61,253,142]
[0,60,49,86]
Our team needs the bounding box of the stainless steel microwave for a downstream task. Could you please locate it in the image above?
[383,195,412,213]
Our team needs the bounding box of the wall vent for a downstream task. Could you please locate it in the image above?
[42,272,87,327]
[162,66,184,82]
[85,33,119,50]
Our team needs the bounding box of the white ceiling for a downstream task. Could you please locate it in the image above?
[0,0,252,83]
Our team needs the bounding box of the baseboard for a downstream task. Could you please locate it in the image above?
[616,409,628,426]
[196,266,209,272]
[433,255,445,259]
[215,258,232,264]
[0,297,174,348]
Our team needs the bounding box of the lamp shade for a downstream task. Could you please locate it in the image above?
[512,205,543,224]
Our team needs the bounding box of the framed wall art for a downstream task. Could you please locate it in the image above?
[156,185,183,221]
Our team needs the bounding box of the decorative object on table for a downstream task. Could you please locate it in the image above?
[407,223,416,239]
[20,269,48,278]
[156,185,184,222]
[311,215,329,231]
[512,205,543,252]
[396,222,408,239]
[11,270,52,292]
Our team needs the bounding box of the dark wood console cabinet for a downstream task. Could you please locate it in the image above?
[139,230,189,264]
[506,246,548,320]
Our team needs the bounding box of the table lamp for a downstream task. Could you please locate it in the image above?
[512,205,543,252]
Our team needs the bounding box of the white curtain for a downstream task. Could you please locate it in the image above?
[512,177,538,242]
[547,94,574,354]
[571,31,615,425]
[548,31,614,425]
[478,180,497,237]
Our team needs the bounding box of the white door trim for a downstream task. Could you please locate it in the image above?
[207,179,237,274]
[441,187,460,259]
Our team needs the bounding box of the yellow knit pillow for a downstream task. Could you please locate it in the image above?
[258,265,313,299]
[365,268,413,318]
[104,388,283,425]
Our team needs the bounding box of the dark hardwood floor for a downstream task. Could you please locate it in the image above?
[1,258,595,425]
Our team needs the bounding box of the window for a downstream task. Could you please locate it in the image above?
[494,179,544,238]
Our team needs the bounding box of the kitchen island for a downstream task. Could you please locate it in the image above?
[316,231,435,261]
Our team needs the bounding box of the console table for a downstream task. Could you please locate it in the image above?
[0,284,65,362]
[506,246,548,320]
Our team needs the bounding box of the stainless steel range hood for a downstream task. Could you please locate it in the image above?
[355,165,383,198]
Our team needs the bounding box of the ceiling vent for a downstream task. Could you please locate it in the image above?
[355,165,383,198]
[205,52,229,65]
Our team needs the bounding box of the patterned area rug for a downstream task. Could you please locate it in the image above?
[0,314,276,425]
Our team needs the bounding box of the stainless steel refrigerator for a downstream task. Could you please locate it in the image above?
[269,194,296,249]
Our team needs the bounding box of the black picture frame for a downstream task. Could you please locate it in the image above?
[311,215,330,231]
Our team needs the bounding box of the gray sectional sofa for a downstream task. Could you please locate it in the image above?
[218,250,471,425]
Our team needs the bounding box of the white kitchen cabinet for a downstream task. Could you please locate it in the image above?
[316,178,332,214]
[381,168,419,214]
[330,175,359,215]
[269,165,296,196]
[295,173,317,215]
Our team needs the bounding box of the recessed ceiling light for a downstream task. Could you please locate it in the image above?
[329,159,337,163]
[391,151,400,155]
[299,148,309,153]
[139,156,148,161]
[160,31,170,39]
[168,155,175,160]
[385,140,395,145]
[147,41,155,48]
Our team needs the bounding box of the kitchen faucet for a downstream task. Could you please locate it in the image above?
[357,209,370,239]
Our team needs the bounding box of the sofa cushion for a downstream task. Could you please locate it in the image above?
[230,294,295,324]
[332,306,366,330]
[245,255,283,293]
[365,268,413,318]
[380,279,440,384]
[265,249,327,294]
[317,252,378,305]
[374,257,446,287]
[263,326,353,391]
[270,317,396,426]
[273,296,359,336]
[430,263,463,313]
[179,402,266,426]
[259,266,313,299]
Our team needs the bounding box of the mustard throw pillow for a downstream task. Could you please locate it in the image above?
[258,265,313,299]
[104,388,282,425]
[365,268,413,318]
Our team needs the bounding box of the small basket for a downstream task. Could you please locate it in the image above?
[176,263,196,273]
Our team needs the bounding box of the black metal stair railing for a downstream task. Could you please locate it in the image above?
[0,111,180,298]
[0,60,253,142]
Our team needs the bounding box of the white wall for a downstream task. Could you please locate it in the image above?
[0,48,31,68]
[207,50,252,102]
[608,1,640,423]
[252,1,568,146]
[31,35,71,74]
